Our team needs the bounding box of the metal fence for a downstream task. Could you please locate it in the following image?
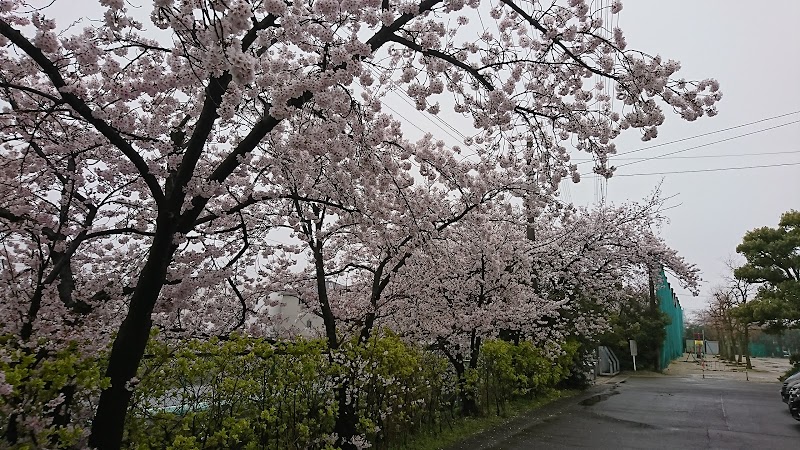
[655,268,684,370]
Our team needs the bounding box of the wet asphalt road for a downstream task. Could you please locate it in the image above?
[447,375,800,450]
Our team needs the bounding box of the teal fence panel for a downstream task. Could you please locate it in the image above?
[749,342,768,357]
[656,268,684,370]
[748,341,782,357]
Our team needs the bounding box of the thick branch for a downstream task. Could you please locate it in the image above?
[0,18,166,205]
[386,33,493,91]
[365,0,444,52]
[84,227,156,239]
[0,81,62,103]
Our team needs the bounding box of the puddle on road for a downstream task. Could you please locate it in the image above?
[579,390,620,406]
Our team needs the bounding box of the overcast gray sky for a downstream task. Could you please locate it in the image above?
[376,1,800,318]
[30,0,800,318]
[567,0,800,317]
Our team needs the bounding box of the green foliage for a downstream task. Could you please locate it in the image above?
[337,331,451,446]
[124,334,335,449]
[124,331,454,449]
[390,389,577,450]
[0,336,108,449]
[735,210,800,285]
[120,331,577,449]
[475,340,577,416]
[734,210,800,329]
[0,328,583,449]
[601,292,668,371]
[556,342,597,389]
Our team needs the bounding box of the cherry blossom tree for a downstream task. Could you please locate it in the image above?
[536,197,701,343]
[255,110,527,439]
[0,0,719,447]
[700,288,741,360]
[386,207,552,414]
[383,195,699,415]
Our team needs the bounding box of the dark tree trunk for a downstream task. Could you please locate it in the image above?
[48,384,76,447]
[312,241,338,349]
[88,215,177,449]
[727,322,737,363]
[716,326,729,360]
[498,329,521,345]
[4,413,18,445]
[648,269,662,371]
[333,383,359,450]
[459,334,482,416]
[437,341,480,418]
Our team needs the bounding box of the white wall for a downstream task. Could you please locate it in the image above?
[263,291,325,339]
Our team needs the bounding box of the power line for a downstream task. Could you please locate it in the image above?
[657,202,683,212]
[370,61,800,173]
[675,292,713,299]
[362,65,485,159]
[573,149,800,162]
[366,62,800,179]
[576,110,800,165]
[580,119,800,176]
[378,75,470,144]
[614,120,800,169]
[593,161,800,177]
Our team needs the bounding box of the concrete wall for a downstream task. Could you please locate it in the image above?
[249,291,325,339]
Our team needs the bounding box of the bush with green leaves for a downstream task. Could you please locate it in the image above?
[0,336,108,449]
[124,334,336,449]
[477,340,578,416]
[343,331,450,446]
[122,331,449,449]
[2,329,581,449]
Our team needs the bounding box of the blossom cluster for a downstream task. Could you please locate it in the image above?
[0,0,716,446]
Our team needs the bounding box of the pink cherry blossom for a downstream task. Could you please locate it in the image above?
[0,1,718,448]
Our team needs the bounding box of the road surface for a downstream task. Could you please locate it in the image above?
[447,374,800,450]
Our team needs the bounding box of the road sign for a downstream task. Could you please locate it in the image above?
[629,340,638,356]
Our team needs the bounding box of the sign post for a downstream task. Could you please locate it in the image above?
[629,339,638,371]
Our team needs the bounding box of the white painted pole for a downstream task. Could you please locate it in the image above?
[633,355,637,371]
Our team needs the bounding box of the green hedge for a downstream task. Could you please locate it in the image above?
[1,332,579,449]
[0,336,107,448]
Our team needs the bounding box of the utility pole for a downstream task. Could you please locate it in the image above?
[525,139,536,242]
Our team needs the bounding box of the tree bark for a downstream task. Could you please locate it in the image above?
[716,326,729,360]
[441,348,479,417]
[457,369,479,416]
[727,322,738,364]
[88,215,177,449]
[729,322,738,363]
[333,382,359,450]
[648,269,662,371]
[312,241,338,349]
